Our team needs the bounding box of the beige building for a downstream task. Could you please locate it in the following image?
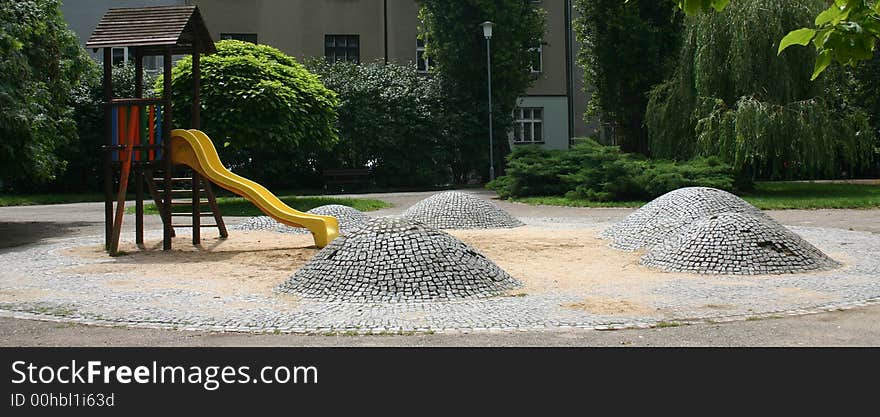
[63,0,595,149]
[194,0,594,150]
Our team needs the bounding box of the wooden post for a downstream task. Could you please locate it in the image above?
[191,38,201,245]
[134,48,145,245]
[103,48,114,251]
[192,38,201,129]
[162,47,174,251]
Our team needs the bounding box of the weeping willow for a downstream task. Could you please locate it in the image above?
[646,0,876,179]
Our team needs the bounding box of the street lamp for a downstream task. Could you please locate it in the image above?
[480,21,495,181]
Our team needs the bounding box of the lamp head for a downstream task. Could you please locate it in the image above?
[480,21,494,39]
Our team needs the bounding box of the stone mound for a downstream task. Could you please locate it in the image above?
[600,187,764,250]
[640,212,840,275]
[279,217,521,302]
[232,205,369,235]
[401,191,524,229]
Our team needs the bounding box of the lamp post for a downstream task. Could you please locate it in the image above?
[481,21,495,181]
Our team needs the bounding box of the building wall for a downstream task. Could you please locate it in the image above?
[568,1,597,140]
[528,0,567,96]
[197,0,389,63]
[385,0,421,66]
[63,0,596,147]
[60,0,188,61]
[510,96,569,151]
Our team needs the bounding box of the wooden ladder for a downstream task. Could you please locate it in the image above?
[150,172,228,244]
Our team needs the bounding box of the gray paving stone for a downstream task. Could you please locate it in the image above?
[401,191,524,229]
[640,212,840,274]
[232,204,369,235]
[601,187,766,250]
[279,217,521,302]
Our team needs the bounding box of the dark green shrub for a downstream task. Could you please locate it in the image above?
[160,40,339,188]
[306,59,451,188]
[488,138,744,201]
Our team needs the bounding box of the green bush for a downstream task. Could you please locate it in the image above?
[488,139,743,201]
[0,0,92,190]
[159,40,339,188]
[306,59,451,188]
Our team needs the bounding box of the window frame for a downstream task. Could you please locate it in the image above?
[325,34,361,64]
[219,33,259,44]
[513,107,545,144]
[416,37,433,73]
[528,44,543,74]
[111,47,128,66]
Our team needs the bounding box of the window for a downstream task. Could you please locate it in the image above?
[416,37,434,73]
[513,107,544,144]
[528,44,543,73]
[111,47,128,66]
[143,55,164,75]
[325,34,360,64]
[220,33,258,44]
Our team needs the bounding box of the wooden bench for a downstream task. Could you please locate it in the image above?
[323,168,372,191]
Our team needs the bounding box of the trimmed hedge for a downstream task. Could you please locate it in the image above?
[487,139,745,201]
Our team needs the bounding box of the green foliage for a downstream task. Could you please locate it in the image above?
[159,40,339,188]
[305,60,451,187]
[0,0,92,189]
[666,0,879,77]
[851,51,880,150]
[50,63,159,193]
[574,0,682,155]
[646,0,876,179]
[695,96,874,179]
[777,0,879,79]
[419,0,545,180]
[488,139,740,201]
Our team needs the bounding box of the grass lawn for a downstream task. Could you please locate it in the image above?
[133,195,390,216]
[511,181,880,210]
[0,193,104,207]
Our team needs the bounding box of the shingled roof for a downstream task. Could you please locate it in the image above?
[86,5,215,55]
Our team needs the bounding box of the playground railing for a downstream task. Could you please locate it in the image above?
[106,98,169,163]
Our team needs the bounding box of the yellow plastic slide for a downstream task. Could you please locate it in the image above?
[170,129,339,248]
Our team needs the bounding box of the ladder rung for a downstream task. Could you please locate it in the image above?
[172,224,220,228]
[153,177,194,182]
[167,189,206,194]
[170,201,210,206]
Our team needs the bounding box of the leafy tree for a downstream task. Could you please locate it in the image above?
[160,40,339,188]
[306,59,451,187]
[573,0,682,155]
[419,0,545,182]
[645,0,876,180]
[665,0,880,78]
[0,0,92,190]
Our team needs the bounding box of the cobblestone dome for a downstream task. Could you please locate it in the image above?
[278,217,522,302]
[401,191,524,229]
[640,212,841,275]
[232,205,369,235]
[601,187,765,250]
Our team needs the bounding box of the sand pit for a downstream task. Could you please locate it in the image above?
[55,227,687,303]
[54,226,840,309]
[62,232,317,301]
[2,220,875,333]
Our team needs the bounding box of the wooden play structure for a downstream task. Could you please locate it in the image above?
[87,6,340,255]
[87,6,226,255]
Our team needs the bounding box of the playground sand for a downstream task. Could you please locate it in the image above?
[57,226,836,316]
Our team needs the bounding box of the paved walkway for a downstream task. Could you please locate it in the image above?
[1,190,879,346]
